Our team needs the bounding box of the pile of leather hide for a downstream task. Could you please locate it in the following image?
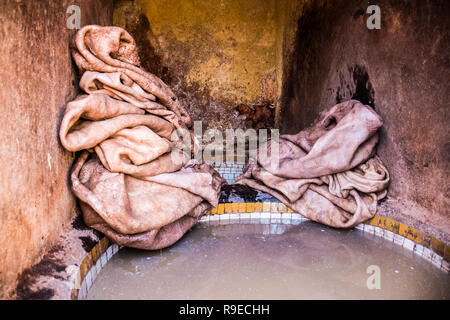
[60,25,224,250]
[236,100,390,228]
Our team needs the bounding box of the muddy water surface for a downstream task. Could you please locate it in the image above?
[87,221,450,299]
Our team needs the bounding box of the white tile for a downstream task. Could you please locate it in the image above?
[441,261,450,273]
[79,281,87,300]
[431,253,443,268]
[383,230,395,242]
[355,224,364,230]
[260,212,271,219]
[112,244,119,254]
[85,271,92,289]
[271,218,281,224]
[228,213,240,222]
[250,212,261,220]
[422,247,433,261]
[219,214,230,224]
[240,213,251,220]
[413,244,424,256]
[95,259,102,274]
[291,213,302,220]
[364,225,375,235]
[271,213,281,219]
[393,234,405,246]
[100,253,107,267]
[209,219,220,226]
[106,246,112,259]
[209,215,219,221]
[374,227,384,238]
[403,238,415,251]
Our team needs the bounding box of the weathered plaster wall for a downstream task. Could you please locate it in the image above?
[113,0,278,130]
[0,0,113,298]
[279,0,450,241]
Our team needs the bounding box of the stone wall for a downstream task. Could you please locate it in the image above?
[0,0,113,298]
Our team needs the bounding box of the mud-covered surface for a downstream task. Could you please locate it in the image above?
[15,246,65,300]
[279,0,450,240]
[219,184,278,204]
[113,0,277,131]
[11,215,102,300]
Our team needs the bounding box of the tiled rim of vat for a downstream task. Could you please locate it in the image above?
[71,203,450,300]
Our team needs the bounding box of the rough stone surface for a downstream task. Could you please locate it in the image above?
[279,0,450,241]
[0,0,113,298]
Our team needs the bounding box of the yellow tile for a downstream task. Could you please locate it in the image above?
[384,218,395,232]
[398,223,408,237]
[246,203,255,213]
[406,226,418,241]
[225,203,233,213]
[238,203,246,213]
[392,220,400,234]
[217,204,225,214]
[100,237,109,253]
[431,237,445,256]
[91,244,100,263]
[232,203,239,213]
[287,207,294,213]
[421,234,432,248]
[278,203,287,212]
[80,254,93,281]
[210,206,218,215]
[378,216,385,228]
[444,245,450,262]
[262,202,271,212]
[270,202,279,212]
[366,216,379,226]
[254,202,263,212]
[413,229,424,245]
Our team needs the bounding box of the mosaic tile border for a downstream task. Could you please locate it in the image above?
[70,238,120,300]
[72,202,449,299]
[203,203,450,273]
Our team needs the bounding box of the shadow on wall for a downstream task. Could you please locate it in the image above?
[336,65,375,109]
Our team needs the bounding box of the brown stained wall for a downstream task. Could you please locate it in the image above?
[0,0,113,298]
[113,0,278,131]
[279,0,450,241]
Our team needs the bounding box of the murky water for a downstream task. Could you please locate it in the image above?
[87,221,450,300]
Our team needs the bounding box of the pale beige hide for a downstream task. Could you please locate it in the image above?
[60,26,224,249]
[236,100,390,228]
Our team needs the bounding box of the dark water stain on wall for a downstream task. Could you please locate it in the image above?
[15,245,66,300]
[336,65,375,108]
